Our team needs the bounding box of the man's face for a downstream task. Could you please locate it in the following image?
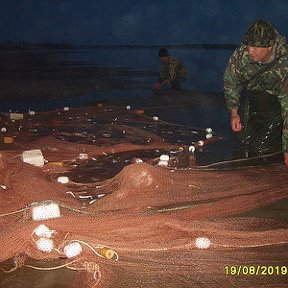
[160,56,169,64]
[247,46,273,62]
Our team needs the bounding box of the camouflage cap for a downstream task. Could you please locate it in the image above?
[243,20,276,47]
[159,47,169,57]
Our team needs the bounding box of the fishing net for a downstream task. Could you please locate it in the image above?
[0,104,287,288]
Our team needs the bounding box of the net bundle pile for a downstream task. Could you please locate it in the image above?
[0,105,288,288]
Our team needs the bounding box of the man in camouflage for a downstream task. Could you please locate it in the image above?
[154,47,188,90]
[224,19,288,166]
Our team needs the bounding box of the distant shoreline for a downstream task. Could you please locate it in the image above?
[0,42,238,51]
[75,44,238,50]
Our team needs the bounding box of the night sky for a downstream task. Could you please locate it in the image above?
[0,0,288,45]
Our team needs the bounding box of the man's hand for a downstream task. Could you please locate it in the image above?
[284,153,288,166]
[153,82,162,90]
[230,108,242,132]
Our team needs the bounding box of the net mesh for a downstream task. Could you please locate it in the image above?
[0,104,287,287]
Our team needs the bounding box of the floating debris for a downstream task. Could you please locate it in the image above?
[89,199,97,204]
[79,195,93,199]
[66,191,75,198]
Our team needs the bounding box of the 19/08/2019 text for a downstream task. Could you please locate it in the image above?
[224,265,287,276]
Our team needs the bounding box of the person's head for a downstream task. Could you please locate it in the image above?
[243,20,276,62]
[158,47,169,63]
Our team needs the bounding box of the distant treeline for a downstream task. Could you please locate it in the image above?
[0,41,73,50]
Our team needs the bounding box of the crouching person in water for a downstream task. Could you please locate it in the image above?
[154,47,188,91]
[224,19,288,166]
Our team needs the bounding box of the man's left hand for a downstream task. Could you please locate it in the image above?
[153,82,162,90]
[285,153,288,166]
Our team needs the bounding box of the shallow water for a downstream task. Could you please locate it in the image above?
[1,45,233,112]
[49,46,233,92]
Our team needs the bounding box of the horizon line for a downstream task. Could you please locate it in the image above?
[0,42,238,50]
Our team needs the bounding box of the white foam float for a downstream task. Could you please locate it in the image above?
[32,203,61,221]
[63,242,82,258]
[36,238,54,253]
[197,140,204,146]
[158,154,169,166]
[205,133,213,139]
[78,153,88,160]
[10,113,23,120]
[29,110,36,116]
[189,145,196,153]
[205,127,212,133]
[21,149,45,167]
[57,176,69,184]
[34,224,54,238]
[195,237,211,249]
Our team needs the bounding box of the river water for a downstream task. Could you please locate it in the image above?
[1,45,234,113]
[50,45,233,92]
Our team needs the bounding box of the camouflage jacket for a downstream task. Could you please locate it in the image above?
[158,56,188,84]
[224,33,288,153]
